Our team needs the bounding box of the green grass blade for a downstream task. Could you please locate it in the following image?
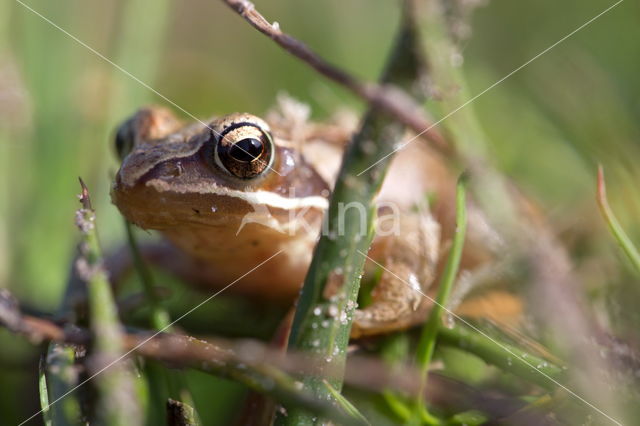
[448,410,488,425]
[415,175,468,368]
[124,221,172,329]
[278,8,427,425]
[596,165,640,275]
[411,175,468,422]
[76,179,142,426]
[38,356,52,426]
[323,380,371,426]
[124,221,200,422]
[43,343,83,426]
[437,324,565,390]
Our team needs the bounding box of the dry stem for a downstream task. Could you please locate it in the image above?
[221,0,450,154]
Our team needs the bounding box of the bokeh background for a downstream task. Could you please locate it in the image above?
[1,0,639,424]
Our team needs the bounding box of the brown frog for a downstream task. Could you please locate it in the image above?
[111,99,480,337]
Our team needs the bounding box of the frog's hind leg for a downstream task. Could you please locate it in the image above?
[351,214,440,338]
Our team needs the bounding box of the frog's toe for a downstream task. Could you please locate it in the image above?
[350,269,431,338]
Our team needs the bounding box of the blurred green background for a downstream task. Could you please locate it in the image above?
[1,0,639,424]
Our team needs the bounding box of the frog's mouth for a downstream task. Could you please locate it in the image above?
[111,172,327,233]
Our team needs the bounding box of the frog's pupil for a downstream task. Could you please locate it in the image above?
[230,138,263,162]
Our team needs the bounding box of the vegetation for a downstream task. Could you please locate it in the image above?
[1,0,639,425]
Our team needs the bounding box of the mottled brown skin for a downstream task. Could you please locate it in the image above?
[112,107,329,299]
[111,103,482,336]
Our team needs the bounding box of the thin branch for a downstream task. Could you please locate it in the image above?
[1,288,365,425]
[2,288,587,423]
[221,0,450,154]
[0,287,555,400]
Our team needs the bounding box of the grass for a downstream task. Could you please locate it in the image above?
[1,0,640,425]
[413,176,468,424]
[279,9,427,424]
[597,165,640,275]
[124,220,199,423]
[75,180,142,426]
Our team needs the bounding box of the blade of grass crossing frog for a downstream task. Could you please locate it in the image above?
[411,175,468,423]
[280,5,428,424]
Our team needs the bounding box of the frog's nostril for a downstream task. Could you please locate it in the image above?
[230,138,263,162]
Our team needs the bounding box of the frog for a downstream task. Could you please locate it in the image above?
[110,98,470,337]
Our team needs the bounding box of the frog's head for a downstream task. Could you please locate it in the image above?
[111,106,329,235]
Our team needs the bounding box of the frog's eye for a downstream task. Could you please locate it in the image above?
[114,118,135,160]
[214,123,274,179]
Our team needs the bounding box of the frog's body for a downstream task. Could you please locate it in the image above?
[111,101,463,337]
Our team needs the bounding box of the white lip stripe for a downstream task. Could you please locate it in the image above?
[146,179,330,210]
[243,191,329,210]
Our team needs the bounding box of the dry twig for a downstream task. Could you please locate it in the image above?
[221,0,450,154]
[0,288,578,422]
[0,289,546,403]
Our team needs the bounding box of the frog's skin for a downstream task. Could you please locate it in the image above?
[111,100,464,337]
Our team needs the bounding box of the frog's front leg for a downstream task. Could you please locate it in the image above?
[351,212,440,338]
